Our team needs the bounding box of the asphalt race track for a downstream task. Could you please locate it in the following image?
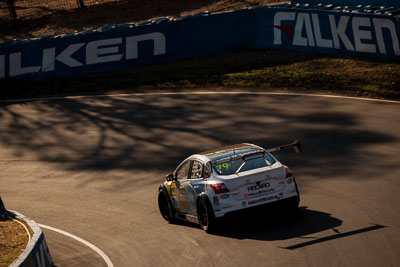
[1,92,399,267]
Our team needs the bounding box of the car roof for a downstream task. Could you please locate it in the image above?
[199,143,263,162]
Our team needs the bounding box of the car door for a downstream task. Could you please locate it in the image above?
[185,160,204,215]
[171,160,192,213]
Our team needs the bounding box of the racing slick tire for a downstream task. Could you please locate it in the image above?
[288,196,299,210]
[284,196,300,217]
[158,188,175,223]
[196,197,216,233]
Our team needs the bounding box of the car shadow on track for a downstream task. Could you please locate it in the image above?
[211,206,343,241]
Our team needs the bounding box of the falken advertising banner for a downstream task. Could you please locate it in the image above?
[263,9,400,60]
[0,6,399,81]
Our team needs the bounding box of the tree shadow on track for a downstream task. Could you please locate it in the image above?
[0,94,398,190]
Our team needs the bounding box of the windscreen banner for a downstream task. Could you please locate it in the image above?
[0,6,399,81]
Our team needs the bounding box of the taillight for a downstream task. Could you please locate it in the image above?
[210,183,230,194]
[285,166,293,178]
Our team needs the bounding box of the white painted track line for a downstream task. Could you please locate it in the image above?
[1,91,399,104]
[10,215,32,243]
[38,223,114,267]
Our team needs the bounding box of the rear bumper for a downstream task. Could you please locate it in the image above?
[213,188,299,218]
[220,196,299,219]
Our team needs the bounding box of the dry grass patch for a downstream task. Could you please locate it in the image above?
[0,218,29,267]
[1,49,399,100]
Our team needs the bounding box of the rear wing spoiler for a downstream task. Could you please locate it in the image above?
[264,139,302,154]
[212,140,301,165]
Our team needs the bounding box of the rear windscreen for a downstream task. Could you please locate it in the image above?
[213,153,276,175]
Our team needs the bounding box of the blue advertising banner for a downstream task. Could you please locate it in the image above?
[261,7,400,60]
[0,9,259,81]
[0,5,399,81]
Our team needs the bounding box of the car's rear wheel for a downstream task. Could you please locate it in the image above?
[158,189,175,222]
[197,198,216,233]
[286,196,299,212]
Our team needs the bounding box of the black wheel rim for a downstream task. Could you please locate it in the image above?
[159,194,170,219]
[198,202,208,229]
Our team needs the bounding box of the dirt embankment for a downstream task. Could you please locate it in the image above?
[0,0,282,42]
[1,0,399,101]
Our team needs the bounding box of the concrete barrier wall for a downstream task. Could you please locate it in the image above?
[9,211,53,267]
[0,3,399,82]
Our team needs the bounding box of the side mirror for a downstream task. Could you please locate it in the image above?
[166,173,175,181]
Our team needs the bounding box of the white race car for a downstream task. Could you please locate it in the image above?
[158,140,301,232]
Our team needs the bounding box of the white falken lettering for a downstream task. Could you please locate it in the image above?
[273,12,399,56]
[126,32,166,59]
[9,52,41,76]
[42,43,85,72]
[86,38,123,65]
[352,17,376,53]
[293,13,315,47]
[328,15,355,51]
[373,18,400,55]
[312,14,332,48]
[4,32,166,77]
[273,12,295,45]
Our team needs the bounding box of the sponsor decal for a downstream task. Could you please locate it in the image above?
[272,12,400,56]
[242,201,246,208]
[191,181,205,194]
[248,195,277,205]
[246,188,274,197]
[215,162,232,171]
[244,194,248,198]
[0,32,166,78]
[213,149,265,164]
[247,182,270,191]
[220,194,230,200]
[213,196,221,211]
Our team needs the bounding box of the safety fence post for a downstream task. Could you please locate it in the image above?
[6,0,17,21]
[77,0,86,8]
[0,196,8,219]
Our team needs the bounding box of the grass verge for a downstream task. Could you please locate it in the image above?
[1,49,399,101]
[0,218,29,267]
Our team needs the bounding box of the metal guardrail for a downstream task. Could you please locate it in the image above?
[272,2,400,18]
